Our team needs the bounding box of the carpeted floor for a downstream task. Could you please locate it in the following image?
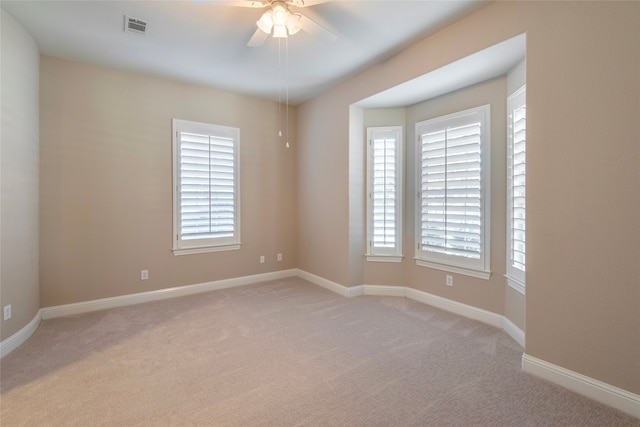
[1,277,638,426]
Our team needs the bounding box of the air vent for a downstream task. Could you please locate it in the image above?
[124,15,147,35]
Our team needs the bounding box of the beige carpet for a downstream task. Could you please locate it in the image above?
[1,277,637,426]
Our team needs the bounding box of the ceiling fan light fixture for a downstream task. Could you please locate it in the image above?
[252,0,317,42]
[273,24,288,38]
[256,11,273,34]
[286,13,302,35]
[271,3,288,27]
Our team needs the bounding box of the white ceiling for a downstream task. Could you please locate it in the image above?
[1,0,523,106]
[357,33,526,108]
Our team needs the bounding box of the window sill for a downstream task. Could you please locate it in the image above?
[415,258,491,280]
[365,254,404,263]
[172,243,241,256]
[505,275,525,295]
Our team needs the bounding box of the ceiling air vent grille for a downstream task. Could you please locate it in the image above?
[124,15,148,35]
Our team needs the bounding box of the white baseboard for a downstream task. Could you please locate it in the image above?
[296,269,363,297]
[362,284,525,352]
[522,354,640,419]
[404,287,503,328]
[4,269,637,419]
[301,275,504,329]
[2,269,297,358]
[0,310,42,358]
[361,284,406,297]
[502,316,525,347]
[1,270,504,356]
[41,269,298,320]
[306,272,637,418]
[362,284,504,329]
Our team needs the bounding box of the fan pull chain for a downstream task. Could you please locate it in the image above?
[285,35,290,149]
[278,37,283,139]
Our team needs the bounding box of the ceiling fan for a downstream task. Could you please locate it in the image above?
[207,0,338,47]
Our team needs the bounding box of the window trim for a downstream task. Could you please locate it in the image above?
[506,85,526,294]
[365,125,404,262]
[172,119,241,256]
[414,105,491,279]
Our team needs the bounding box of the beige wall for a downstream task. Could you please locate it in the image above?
[297,1,640,394]
[39,56,297,307]
[348,106,364,286]
[296,96,351,285]
[362,72,527,328]
[361,107,406,287]
[505,286,525,332]
[507,58,526,97]
[3,0,638,399]
[405,77,507,315]
[0,10,41,340]
[504,59,526,332]
[524,2,639,394]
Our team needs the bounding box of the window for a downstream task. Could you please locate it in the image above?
[172,119,240,255]
[506,86,526,293]
[366,126,403,262]
[415,105,491,279]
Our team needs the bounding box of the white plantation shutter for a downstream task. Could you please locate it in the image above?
[416,106,490,277]
[507,86,526,289]
[372,135,396,247]
[366,126,403,260]
[173,119,240,254]
[180,132,235,239]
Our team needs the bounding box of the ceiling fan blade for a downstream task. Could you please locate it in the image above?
[289,0,334,7]
[299,13,337,43]
[247,28,269,47]
[195,0,267,8]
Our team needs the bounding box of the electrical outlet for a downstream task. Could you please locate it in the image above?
[446,275,453,287]
[260,256,265,264]
[3,305,11,321]
[141,270,149,280]
[277,253,282,262]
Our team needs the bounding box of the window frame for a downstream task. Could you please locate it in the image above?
[414,105,491,279]
[506,85,526,294]
[172,118,241,256]
[365,126,404,262]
